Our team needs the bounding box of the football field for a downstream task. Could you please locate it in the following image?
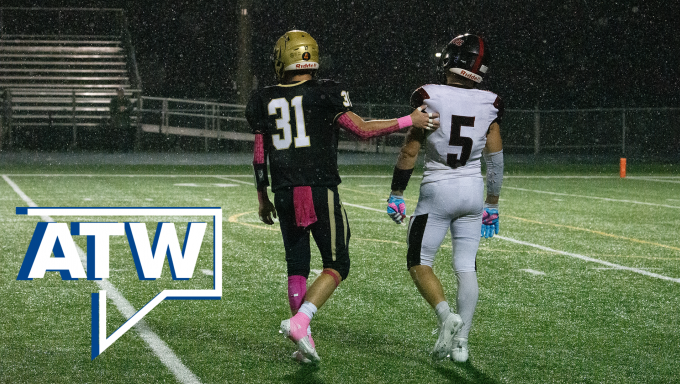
[0,161,678,383]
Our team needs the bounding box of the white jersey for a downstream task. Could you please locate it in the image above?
[411,84,503,184]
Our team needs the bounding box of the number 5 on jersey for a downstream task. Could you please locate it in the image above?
[268,96,310,149]
[447,115,474,169]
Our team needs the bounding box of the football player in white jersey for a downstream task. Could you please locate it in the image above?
[386,33,504,363]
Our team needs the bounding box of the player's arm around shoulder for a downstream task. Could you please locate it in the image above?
[336,106,438,140]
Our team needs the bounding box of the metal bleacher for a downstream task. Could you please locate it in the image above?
[0,7,142,149]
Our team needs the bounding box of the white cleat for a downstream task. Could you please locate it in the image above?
[280,320,320,364]
[280,319,293,338]
[292,350,312,364]
[295,335,320,364]
[450,337,469,363]
[432,312,464,361]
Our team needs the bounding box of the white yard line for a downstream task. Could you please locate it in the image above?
[520,269,546,276]
[343,202,384,212]
[2,175,201,384]
[5,173,680,180]
[505,186,680,209]
[497,235,680,284]
[626,176,680,179]
[627,177,680,184]
[342,198,680,285]
[503,176,619,179]
[503,176,680,179]
[5,173,409,179]
[213,176,255,185]
[5,174,262,178]
[6,174,241,177]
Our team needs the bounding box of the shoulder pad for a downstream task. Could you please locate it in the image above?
[410,85,434,109]
[493,95,504,118]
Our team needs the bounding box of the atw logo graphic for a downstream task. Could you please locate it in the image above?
[16,207,223,359]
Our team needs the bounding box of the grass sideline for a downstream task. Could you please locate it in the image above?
[0,162,678,383]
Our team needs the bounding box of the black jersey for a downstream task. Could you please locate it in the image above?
[246,79,352,192]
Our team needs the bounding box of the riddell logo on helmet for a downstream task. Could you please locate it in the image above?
[459,69,481,81]
[452,38,463,46]
[296,63,316,69]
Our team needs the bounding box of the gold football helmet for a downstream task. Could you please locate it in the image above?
[272,30,319,82]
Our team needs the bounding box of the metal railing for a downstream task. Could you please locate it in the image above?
[118,11,142,91]
[502,106,680,157]
[135,98,680,157]
[3,89,679,157]
[137,96,247,151]
[139,96,246,127]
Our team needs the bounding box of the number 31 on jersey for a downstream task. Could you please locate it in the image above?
[268,90,351,150]
[268,96,309,150]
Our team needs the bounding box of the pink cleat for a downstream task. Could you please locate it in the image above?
[281,314,320,363]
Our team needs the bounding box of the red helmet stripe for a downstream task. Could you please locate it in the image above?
[471,36,485,74]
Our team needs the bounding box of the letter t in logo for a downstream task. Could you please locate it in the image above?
[71,223,125,280]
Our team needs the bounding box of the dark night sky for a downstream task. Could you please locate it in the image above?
[4,1,680,109]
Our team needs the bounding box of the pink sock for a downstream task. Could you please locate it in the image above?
[288,312,311,341]
[287,275,307,314]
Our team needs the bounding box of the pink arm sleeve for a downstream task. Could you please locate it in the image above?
[253,133,265,164]
[253,133,268,192]
[336,113,404,140]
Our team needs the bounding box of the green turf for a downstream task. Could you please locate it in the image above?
[1,163,678,383]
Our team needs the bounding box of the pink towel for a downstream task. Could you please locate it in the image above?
[293,186,317,227]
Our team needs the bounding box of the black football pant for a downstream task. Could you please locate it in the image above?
[274,186,351,280]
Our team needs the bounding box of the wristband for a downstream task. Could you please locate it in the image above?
[484,203,499,210]
[397,115,412,129]
[391,167,414,191]
[253,163,269,190]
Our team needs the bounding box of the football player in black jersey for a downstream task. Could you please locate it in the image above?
[245,30,438,364]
